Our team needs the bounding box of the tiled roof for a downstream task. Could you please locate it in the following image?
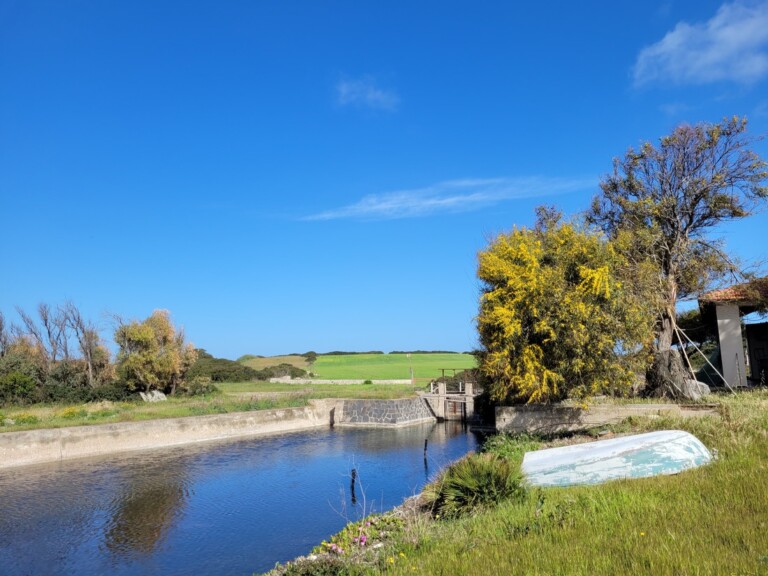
[699,277,768,305]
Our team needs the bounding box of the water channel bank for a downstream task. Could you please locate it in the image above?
[0,397,443,469]
[0,422,481,576]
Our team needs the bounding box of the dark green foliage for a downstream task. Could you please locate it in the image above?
[41,380,131,403]
[253,363,307,380]
[318,351,384,356]
[0,371,38,405]
[46,360,88,389]
[188,350,261,382]
[275,555,362,576]
[422,453,526,518]
[90,382,131,401]
[389,350,460,354]
[482,433,543,463]
[183,378,220,396]
[189,351,307,383]
[0,348,44,391]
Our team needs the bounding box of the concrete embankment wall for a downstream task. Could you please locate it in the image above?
[496,403,719,434]
[0,399,342,469]
[337,398,435,427]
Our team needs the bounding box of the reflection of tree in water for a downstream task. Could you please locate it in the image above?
[104,463,189,558]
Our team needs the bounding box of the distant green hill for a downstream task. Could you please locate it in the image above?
[238,352,476,382]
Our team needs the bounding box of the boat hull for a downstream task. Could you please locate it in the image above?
[522,430,712,487]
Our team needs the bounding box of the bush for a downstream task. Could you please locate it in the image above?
[58,406,87,419]
[91,382,131,402]
[40,383,91,404]
[188,354,262,383]
[422,453,525,518]
[0,371,38,405]
[13,412,39,424]
[276,555,361,576]
[252,364,307,380]
[184,378,220,396]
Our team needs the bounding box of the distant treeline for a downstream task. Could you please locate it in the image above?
[389,350,467,355]
[287,351,385,356]
[190,350,306,382]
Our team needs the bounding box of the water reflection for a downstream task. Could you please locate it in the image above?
[104,468,189,558]
[0,423,480,575]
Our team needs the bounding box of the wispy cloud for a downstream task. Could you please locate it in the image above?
[303,177,595,221]
[336,76,399,111]
[658,101,693,116]
[633,1,768,86]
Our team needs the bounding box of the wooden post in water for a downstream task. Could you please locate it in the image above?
[350,468,357,505]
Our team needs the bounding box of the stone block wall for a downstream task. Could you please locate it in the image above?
[496,403,718,434]
[338,398,435,427]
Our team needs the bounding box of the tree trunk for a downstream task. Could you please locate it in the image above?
[644,277,688,397]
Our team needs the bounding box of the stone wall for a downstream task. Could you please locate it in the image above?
[496,403,719,434]
[338,398,435,427]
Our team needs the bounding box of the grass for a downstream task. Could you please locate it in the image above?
[217,381,422,399]
[239,354,309,371]
[0,380,423,433]
[270,390,768,576]
[240,353,477,382]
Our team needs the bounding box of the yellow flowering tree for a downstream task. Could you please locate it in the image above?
[476,210,653,404]
[114,310,197,395]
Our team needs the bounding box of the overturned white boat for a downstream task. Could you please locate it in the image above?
[522,430,712,487]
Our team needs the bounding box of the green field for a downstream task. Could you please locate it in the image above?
[239,353,476,382]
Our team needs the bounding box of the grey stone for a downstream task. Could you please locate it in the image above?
[140,390,168,402]
[680,379,711,401]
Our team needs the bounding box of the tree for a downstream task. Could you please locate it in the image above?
[63,301,100,388]
[589,117,768,394]
[303,351,318,373]
[476,211,652,404]
[114,310,197,394]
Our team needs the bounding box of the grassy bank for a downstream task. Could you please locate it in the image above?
[239,353,476,382]
[0,381,421,433]
[270,391,768,576]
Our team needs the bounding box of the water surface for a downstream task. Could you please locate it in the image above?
[0,422,480,575]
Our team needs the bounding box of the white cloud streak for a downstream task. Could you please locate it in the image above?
[336,76,399,110]
[303,177,595,221]
[633,1,768,86]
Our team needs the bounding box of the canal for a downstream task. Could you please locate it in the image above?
[0,422,481,575]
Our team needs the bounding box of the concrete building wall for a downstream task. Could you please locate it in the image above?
[716,304,748,388]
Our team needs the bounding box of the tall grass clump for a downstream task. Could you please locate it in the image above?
[423,453,525,519]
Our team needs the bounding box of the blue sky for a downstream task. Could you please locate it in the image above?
[2,0,768,359]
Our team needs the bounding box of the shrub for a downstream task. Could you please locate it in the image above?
[13,412,39,424]
[276,555,360,576]
[58,406,87,419]
[363,379,373,385]
[0,371,38,405]
[422,453,526,518]
[91,382,131,401]
[40,383,92,404]
[184,378,220,396]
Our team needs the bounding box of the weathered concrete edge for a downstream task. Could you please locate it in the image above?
[335,416,436,429]
[496,403,720,434]
[0,399,343,470]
